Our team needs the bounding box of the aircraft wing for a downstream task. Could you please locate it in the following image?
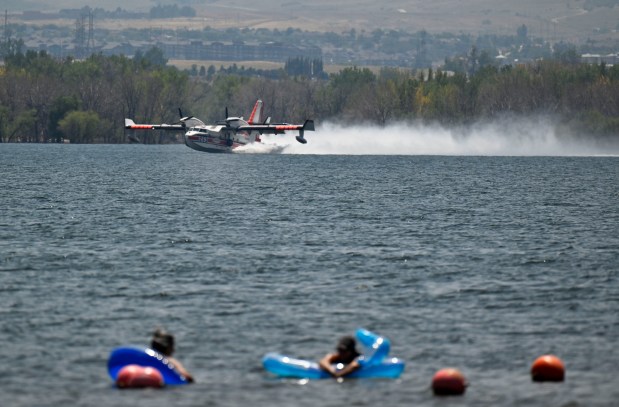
[124,118,186,131]
[238,120,315,135]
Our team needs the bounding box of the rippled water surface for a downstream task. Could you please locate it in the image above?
[1,144,618,406]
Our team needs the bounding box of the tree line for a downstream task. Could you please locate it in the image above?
[0,48,618,144]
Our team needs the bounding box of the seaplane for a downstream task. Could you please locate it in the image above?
[124,99,315,153]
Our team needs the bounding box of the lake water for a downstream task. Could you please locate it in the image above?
[1,144,617,406]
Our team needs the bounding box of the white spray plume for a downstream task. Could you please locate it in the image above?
[250,117,616,156]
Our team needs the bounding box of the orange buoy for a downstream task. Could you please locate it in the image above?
[531,355,565,382]
[116,364,164,389]
[432,368,467,396]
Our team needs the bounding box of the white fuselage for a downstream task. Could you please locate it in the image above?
[184,120,257,153]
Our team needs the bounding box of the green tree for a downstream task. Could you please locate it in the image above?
[134,47,168,69]
[3,109,37,143]
[58,110,106,143]
[207,65,216,81]
[327,67,376,116]
[517,24,528,41]
[48,96,80,143]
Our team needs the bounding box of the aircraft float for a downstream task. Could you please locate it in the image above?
[124,99,315,153]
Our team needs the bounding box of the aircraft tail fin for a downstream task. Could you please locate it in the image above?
[248,99,263,124]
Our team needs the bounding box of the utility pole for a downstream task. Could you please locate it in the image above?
[2,9,10,60]
[3,10,7,48]
[75,15,85,58]
[87,10,94,52]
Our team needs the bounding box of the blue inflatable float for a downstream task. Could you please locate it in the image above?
[262,329,405,379]
[107,346,188,385]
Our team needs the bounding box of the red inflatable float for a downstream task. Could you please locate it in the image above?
[531,355,565,382]
[432,368,467,396]
[116,364,164,389]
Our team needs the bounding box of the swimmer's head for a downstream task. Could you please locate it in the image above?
[151,328,175,356]
[336,336,357,354]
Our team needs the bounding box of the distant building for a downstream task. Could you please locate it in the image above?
[155,40,322,62]
[21,11,57,20]
[20,33,322,63]
[581,53,618,65]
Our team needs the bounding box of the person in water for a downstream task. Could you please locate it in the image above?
[151,328,194,383]
[319,335,361,378]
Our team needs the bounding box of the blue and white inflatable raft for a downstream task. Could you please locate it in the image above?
[262,329,405,379]
[107,346,189,385]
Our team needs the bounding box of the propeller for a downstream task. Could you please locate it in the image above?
[216,106,235,128]
[224,107,236,128]
[178,107,195,122]
[176,108,195,127]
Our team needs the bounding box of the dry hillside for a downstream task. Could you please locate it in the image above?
[8,0,619,45]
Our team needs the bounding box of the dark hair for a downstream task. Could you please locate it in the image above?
[336,336,358,353]
[151,328,175,356]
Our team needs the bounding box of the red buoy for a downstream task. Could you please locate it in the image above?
[531,355,565,382]
[432,368,467,396]
[116,364,164,389]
